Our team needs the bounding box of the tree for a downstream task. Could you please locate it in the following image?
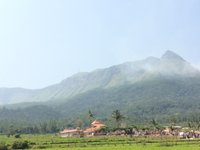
[76,119,83,128]
[111,110,124,128]
[8,125,15,136]
[88,110,94,123]
[150,119,158,129]
[150,119,163,131]
[48,120,58,133]
[39,122,48,133]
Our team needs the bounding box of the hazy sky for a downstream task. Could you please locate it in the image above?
[0,0,200,89]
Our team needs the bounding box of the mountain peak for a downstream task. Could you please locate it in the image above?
[161,50,185,61]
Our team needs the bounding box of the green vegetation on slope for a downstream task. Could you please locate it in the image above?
[55,77,200,122]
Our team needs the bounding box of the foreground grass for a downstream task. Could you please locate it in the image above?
[1,134,200,149]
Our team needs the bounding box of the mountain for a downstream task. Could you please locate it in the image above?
[1,50,200,124]
[1,50,199,105]
[0,56,159,104]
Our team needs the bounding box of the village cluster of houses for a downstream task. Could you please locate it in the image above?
[59,121,200,139]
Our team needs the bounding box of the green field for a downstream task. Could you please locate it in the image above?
[1,134,200,150]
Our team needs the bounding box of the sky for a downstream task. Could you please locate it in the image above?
[0,0,200,89]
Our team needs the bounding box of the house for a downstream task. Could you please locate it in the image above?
[84,120,106,136]
[59,128,83,137]
[91,120,105,128]
[60,120,106,137]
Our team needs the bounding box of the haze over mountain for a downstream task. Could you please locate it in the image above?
[0,50,199,105]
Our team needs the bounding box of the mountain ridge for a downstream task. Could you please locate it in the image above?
[0,50,199,105]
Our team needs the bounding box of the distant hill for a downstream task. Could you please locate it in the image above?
[1,50,200,123]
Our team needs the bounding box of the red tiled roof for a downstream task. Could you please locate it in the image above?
[84,120,105,133]
[91,120,103,125]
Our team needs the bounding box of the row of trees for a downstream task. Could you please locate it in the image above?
[0,120,60,135]
[0,109,123,135]
[1,109,200,135]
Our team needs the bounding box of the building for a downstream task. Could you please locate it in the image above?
[60,120,106,137]
[59,128,83,137]
[84,120,106,136]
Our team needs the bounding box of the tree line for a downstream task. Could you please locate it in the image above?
[1,109,200,136]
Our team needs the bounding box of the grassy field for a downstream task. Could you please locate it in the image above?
[1,134,200,149]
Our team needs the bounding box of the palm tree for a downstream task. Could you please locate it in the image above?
[112,109,124,128]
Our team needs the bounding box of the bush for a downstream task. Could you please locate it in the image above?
[12,141,29,149]
[15,134,21,138]
[0,143,8,150]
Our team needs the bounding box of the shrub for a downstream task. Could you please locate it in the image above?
[15,134,21,138]
[12,141,29,149]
